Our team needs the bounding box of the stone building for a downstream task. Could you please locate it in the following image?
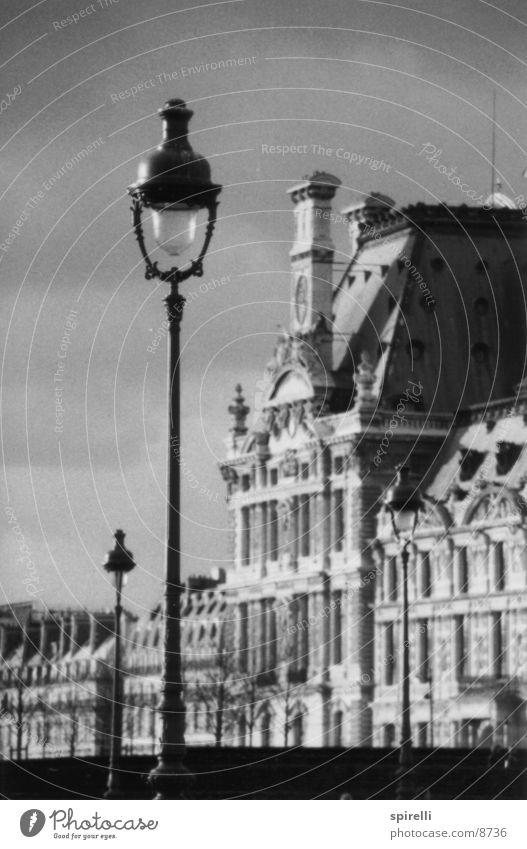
[216,174,527,749]
[2,175,527,757]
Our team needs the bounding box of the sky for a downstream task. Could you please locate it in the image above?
[1,0,527,618]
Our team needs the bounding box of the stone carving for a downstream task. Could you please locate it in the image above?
[282,450,299,477]
[228,384,249,436]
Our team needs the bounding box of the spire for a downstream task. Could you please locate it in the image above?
[228,384,249,436]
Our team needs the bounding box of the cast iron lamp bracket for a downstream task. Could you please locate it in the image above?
[129,190,219,287]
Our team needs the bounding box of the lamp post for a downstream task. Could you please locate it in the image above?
[102,529,136,799]
[128,99,221,799]
[383,466,423,800]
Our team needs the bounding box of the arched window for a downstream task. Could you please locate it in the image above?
[261,710,272,747]
[420,552,432,597]
[292,712,304,747]
[383,724,396,747]
[238,713,247,747]
[332,710,344,747]
[494,541,506,591]
[387,557,398,601]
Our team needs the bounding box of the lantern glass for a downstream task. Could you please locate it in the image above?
[112,571,129,592]
[152,204,200,256]
[391,506,417,539]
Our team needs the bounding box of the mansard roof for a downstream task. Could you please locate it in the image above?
[334,202,527,415]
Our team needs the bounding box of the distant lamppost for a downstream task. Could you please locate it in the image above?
[383,466,423,800]
[128,99,221,799]
[102,529,136,799]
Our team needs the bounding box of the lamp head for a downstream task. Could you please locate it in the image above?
[383,466,423,541]
[103,529,136,578]
[129,99,221,256]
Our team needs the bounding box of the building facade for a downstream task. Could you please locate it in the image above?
[2,175,527,757]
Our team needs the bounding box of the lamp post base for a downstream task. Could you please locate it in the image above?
[148,759,194,800]
[395,761,415,800]
[103,773,122,800]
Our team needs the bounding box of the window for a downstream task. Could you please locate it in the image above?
[301,463,310,480]
[417,619,430,681]
[471,342,489,364]
[494,542,506,591]
[387,557,398,601]
[261,711,272,747]
[384,623,396,685]
[270,468,278,486]
[420,552,432,597]
[333,456,345,475]
[417,723,428,748]
[331,591,342,665]
[299,494,310,557]
[491,612,504,678]
[474,297,489,315]
[240,507,251,566]
[456,547,469,594]
[239,603,248,673]
[259,600,268,673]
[241,474,250,492]
[269,501,279,561]
[333,490,345,551]
[268,604,277,670]
[454,615,466,678]
[332,710,343,747]
[238,713,247,746]
[383,724,396,747]
[292,713,304,747]
[407,339,425,360]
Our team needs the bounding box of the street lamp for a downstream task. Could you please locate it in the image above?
[128,99,221,799]
[102,529,136,799]
[383,466,423,800]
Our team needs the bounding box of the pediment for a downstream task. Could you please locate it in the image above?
[269,369,313,405]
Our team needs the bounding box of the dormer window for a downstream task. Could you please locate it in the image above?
[474,297,489,316]
[407,339,425,360]
[430,256,445,271]
[471,342,489,364]
[333,456,345,475]
[458,449,486,481]
[496,442,522,476]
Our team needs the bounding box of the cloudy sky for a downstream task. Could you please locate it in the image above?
[1,0,527,618]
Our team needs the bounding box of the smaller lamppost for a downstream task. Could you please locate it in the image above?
[102,529,136,799]
[383,466,423,800]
